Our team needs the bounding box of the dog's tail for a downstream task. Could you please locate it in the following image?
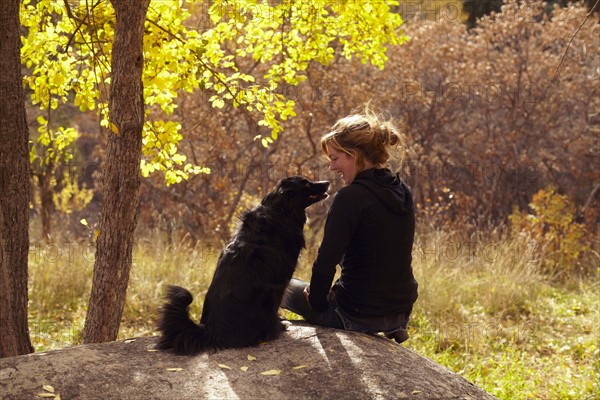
[156,285,213,355]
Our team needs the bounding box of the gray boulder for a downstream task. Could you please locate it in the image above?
[0,322,497,399]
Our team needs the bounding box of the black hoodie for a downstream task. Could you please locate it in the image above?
[309,168,418,318]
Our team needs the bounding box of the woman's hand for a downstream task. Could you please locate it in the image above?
[304,284,334,304]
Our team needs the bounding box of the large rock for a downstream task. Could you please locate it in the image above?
[0,322,497,399]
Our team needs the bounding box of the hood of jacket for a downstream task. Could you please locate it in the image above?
[352,168,414,215]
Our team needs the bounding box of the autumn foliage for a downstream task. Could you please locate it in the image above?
[23,1,598,272]
[510,186,589,277]
[132,1,598,261]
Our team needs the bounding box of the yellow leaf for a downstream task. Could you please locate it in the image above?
[247,355,257,361]
[292,365,307,370]
[166,368,183,372]
[124,339,136,343]
[36,394,56,398]
[240,366,249,372]
[212,98,225,109]
[109,122,119,135]
[147,349,159,352]
[218,364,232,370]
[260,369,282,376]
[79,218,88,227]
[42,385,55,393]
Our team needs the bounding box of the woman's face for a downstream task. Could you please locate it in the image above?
[327,147,358,185]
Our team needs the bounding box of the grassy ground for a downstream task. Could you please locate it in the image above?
[28,230,599,399]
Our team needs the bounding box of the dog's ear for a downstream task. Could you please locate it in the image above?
[278,179,297,195]
[279,179,294,189]
[278,186,297,200]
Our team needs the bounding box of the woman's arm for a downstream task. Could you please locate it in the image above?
[308,187,362,311]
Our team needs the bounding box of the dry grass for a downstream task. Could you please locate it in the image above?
[27,228,599,399]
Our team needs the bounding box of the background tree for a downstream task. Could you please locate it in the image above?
[0,0,34,357]
[134,0,598,252]
[81,0,151,343]
[154,3,599,245]
[462,0,503,28]
[462,0,598,28]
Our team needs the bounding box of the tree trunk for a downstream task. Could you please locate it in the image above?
[0,0,34,357]
[82,0,150,343]
[38,162,54,242]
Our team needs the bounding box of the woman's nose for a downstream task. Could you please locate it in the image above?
[329,162,336,171]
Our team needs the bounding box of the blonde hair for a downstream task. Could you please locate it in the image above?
[321,106,402,169]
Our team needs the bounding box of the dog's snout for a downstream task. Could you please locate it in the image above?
[316,181,330,190]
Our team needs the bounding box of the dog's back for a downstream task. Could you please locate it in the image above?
[157,177,329,354]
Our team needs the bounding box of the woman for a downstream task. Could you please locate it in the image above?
[281,108,418,343]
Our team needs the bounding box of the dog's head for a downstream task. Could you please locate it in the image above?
[263,176,330,210]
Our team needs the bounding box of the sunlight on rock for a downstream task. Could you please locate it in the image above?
[336,333,387,400]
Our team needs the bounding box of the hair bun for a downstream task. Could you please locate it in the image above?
[321,104,404,167]
[377,123,401,147]
[388,131,400,146]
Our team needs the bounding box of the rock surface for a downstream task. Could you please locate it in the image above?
[0,322,497,399]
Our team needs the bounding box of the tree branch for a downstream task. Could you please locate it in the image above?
[549,0,599,86]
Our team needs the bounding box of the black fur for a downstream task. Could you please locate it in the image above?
[156,176,329,354]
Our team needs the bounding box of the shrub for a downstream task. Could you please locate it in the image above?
[509,186,589,277]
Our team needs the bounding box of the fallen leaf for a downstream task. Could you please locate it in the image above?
[42,385,55,393]
[166,368,183,372]
[292,365,307,370]
[218,364,232,370]
[147,349,159,352]
[54,395,61,400]
[411,390,423,395]
[240,366,249,372]
[247,355,257,361]
[36,393,56,398]
[124,339,136,343]
[260,369,282,376]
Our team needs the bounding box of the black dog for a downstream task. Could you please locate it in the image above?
[156,176,329,354]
